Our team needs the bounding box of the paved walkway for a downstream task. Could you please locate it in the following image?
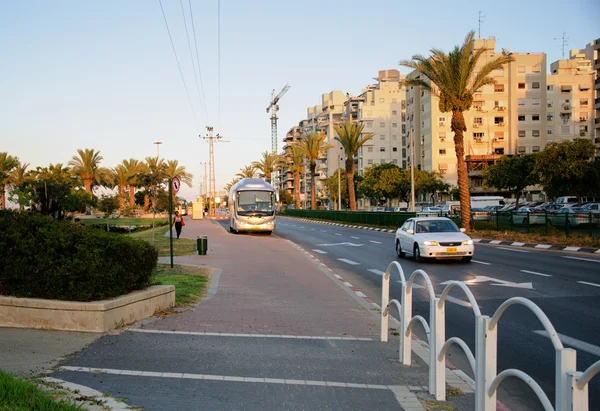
[47,217,473,410]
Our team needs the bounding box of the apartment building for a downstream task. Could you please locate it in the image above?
[571,39,600,146]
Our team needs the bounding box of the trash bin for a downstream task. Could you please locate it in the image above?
[197,235,208,255]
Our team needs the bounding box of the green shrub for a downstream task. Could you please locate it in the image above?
[0,210,158,302]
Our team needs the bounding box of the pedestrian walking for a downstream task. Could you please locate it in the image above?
[174,211,184,239]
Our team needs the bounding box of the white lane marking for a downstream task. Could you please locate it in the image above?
[578,281,600,288]
[350,236,360,239]
[369,240,383,244]
[60,366,386,388]
[497,247,530,253]
[471,260,491,265]
[534,244,552,249]
[490,240,502,244]
[334,233,342,236]
[563,256,600,263]
[127,329,371,340]
[320,230,327,233]
[443,295,473,308]
[521,270,552,277]
[310,228,315,231]
[533,331,600,357]
[342,282,353,287]
[312,249,327,254]
[338,258,360,265]
[368,269,385,276]
[563,246,580,252]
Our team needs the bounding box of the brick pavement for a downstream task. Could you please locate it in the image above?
[148,217,382,338]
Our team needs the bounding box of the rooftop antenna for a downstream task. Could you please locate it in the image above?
[478,11,485,38]
[554,31,568,59]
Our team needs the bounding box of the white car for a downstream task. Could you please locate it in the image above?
[395,217,474,262]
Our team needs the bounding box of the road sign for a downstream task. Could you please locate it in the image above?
[172,177,181,193]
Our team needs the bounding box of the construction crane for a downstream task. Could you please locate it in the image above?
[266,84,290,154]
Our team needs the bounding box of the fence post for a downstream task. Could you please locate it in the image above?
[565,213,570,237]
[556,348,577,411]
[428,297,437,397]
[567,371,588,411]
[475,315,496,410]
[401,285,412,366]
[433,297,446,401]
[381,272,389,343]
[526,212,530,234]
[496,210,499,231]
[545,211,549,235]
[589,212,593,237]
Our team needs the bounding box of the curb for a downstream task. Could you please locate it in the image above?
[472,238,600,254]
[284,217,396,234]
[38,377,132,410]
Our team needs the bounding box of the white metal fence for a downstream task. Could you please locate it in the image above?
[380,261,599,411]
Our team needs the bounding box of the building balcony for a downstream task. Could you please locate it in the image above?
[595,78,600,86]
[595,118,600,125]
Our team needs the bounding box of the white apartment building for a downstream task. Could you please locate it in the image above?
[571,39,600,146]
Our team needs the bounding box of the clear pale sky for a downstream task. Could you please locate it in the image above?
[1,0,598,201]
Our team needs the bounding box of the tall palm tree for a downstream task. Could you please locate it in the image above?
[400,31,513,231]
[9,161,30,210]
[143,156,166,211]
[236,165,256,179]
[164,159,193,206]
[333,120,374,211]
[0,152,19,210]
[224,178,240,193]
[294,132,333,210]
[252,152,286,184]
[289,144,305,209]
[122,158,144,210]
[68,148,112,194]
[111,165,129,211]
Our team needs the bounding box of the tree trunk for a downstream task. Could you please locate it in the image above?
[310,163,316,210]
[452,110,472,232]
[514,191,520,210]
[119,186,126,211]
[294,172,301,209]
[266,172,271,185]
[0,187,5,210]
[84,179,92,194]
[346,158,356,211]
[144,194,149,212]
[129,186,136,209]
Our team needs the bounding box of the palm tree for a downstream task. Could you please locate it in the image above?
[121,158,144,210]
[236,165,256,179]
[164,160,193,206]
[111,165,129,211]
[143,156,166,211]
[294,132,333,210]
[68,148,112,194]
[333,120,374,211]
[252,152,286,184]
[0,152,19,209]
[7,160,29,210]
[400,31,513,231]
[289,144,305,209]
[224,178,240,193]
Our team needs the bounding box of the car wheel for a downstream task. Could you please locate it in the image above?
[396,240,405,258]
[413,244,422,262]
[462,256,472,262]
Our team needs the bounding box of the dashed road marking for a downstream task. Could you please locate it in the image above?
[521,270,551,277]
[128,329,371,340]
[471,260,491,265]
[369,240,382,244]
[338,258,360,266]
[577,281,600,288]
[533,331,600,357]
[497,247,530,253]
[334,233,342,236]
[350,236,360,239]
[564,256,600,263]
[368,269,385,276]
[442,295,473,308]
[312,249,327,254]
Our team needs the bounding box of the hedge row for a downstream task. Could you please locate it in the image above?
[0,210,157,302]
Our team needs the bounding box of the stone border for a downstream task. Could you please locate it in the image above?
[0,285,175,332]
[283,217,397,234]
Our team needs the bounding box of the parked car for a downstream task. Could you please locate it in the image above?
[578,203,600,214]
[471,208,491,221]
[509,207,547,225]
[395,217,474,262]
[372,206,386,212]
[547,208,587,227]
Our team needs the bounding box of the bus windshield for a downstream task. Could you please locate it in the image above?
[237,191,274,216]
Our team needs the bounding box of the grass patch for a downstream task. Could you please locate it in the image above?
[0,370,81,411]
[152,264,211,307]
[127,226,197,256]
[422,401,456,411]
[79,217,168,227]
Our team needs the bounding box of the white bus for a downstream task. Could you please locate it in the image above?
[228,178,278,234]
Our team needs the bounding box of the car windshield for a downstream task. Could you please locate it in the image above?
[237,191,274,216]
[415,220,460,233]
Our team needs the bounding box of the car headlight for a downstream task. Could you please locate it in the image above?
[463,239,473,245]
[423,240,438,246]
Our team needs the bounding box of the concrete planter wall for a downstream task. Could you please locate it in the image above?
[0,285,175,332]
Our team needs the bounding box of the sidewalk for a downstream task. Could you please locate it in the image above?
[47,217,473,410]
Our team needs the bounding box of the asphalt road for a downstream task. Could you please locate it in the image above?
[275,217,600,411]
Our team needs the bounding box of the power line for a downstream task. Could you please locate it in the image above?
[188,0,209,121]
[217,0,221,129]
[158,0,199,126]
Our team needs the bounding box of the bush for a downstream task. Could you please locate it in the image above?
[0,210,158,302]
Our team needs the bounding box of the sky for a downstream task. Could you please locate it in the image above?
[1,0,598,201]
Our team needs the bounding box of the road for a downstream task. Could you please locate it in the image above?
[275,217,600,411]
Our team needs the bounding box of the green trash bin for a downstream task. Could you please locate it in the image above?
[197,235,208,255]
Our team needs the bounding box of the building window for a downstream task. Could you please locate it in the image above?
[366,123,372,128]
[392,98,397,103]
[392,110,398,115]
[367,147,373,153]
[580,116,588,122]
[439,149,446,156]
[532,98,540,105]
[393,147,398,152]
[401,113,406,122]
[547,128,553,135]
[392,135,398,140]
[473,132,484,140]
[380,147,386,152]
[580,98,589,106]
[547,99,553,108]
[533,64,541,73]
[532,114,540,121]
[473,101,484,110]
[518,146,526,153]
[402,124,406,134]
[439,132,446,140]
[547,112,554,121]
[379,98,385,103]
[518,83,526,89]
[392,122,398,128]
[379,122,385,128]
[401,100,406,109]
[532,82,540,89]
[532,146,540,152]
[368,159,373,165]
[402,136,406,145]
[518,99,526,106]
[518,130,526,137]
[402,148,406,158]
[380,135,385,140]
[494,131,504,141]
[402,160,406,169]
[494,84,505,93]
[518,115,526,121]
[518,66,526,73]
[532,130,540,137]
[547,85,554,91]
[494,117,504,125]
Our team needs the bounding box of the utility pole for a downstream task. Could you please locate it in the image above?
[201,127,228,217]
[478,11,485,39]
[410,127,415,213]
[554,31,568,59]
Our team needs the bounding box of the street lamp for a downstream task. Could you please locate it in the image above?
[154,141,162,158]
